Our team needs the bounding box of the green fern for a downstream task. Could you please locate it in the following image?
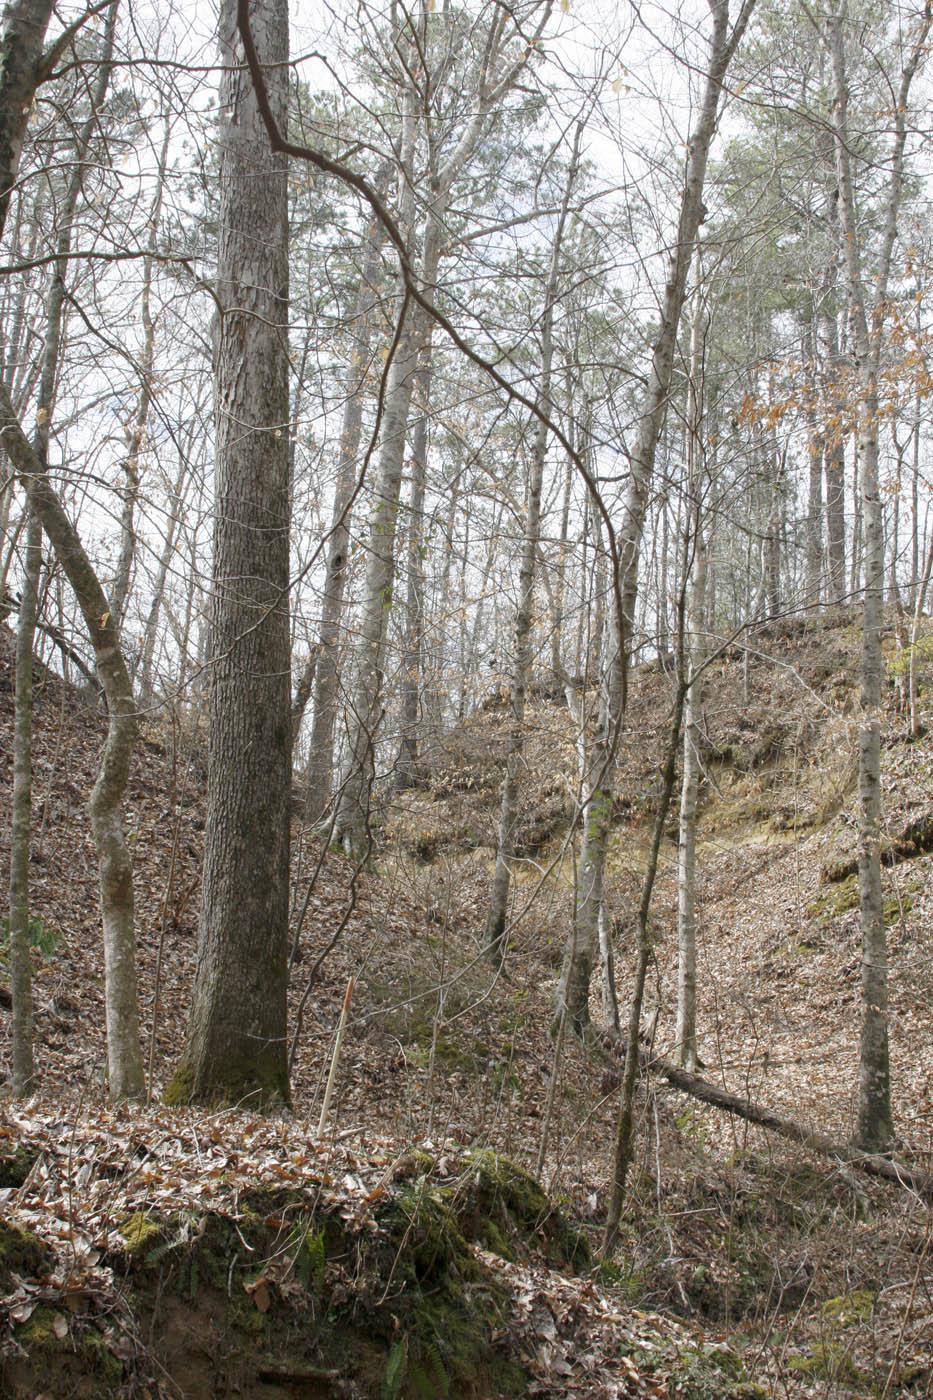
[412,1338,449,1398]
[383,1337,409,1400]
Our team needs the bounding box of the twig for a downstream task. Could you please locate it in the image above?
[317,978,354,1139]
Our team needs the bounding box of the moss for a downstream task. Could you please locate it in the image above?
[456,1149,591,1272]
[808,877,911,928]
[163,1055,290,1110]
[807,873,859,921]
[12,1307,123,1394]
[787,1342,864,1384]
[162,1058,194,1106]
[366,1178,524,1398]
[0,1144,38,1189]
[0,1219,53,1290]
[821,1288,875,1325]
[119,1211,164,1257]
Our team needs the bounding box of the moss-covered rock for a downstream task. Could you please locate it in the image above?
[0,1144,38,1189]
[787,1341,864,1385]
[0,1217,53,1290]
[454,1149,591,1272]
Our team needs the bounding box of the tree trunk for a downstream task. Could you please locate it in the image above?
[483,127,581,964]
[1,0,144,1101]
[305,189,389,821]
[395,343,432,791]
[805,315,824,608]
[167,0,291,1108]
[111,120,170,636]
[820,310,847,604]
[555,0,756,1030]
[135,453,191,705]
[8,508,40,1094]
[827,1,930,1151]
[675,540,706,1070]
[0,0,55,236]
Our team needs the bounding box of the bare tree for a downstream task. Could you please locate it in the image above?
[555,0,757,1033]
[167,0,292,1107]
[826,0,931,1152]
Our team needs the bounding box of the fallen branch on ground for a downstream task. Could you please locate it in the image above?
[594,1024,933,1201]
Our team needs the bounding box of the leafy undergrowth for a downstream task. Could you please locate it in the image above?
[0,613,932,1395]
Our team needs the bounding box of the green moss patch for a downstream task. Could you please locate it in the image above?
[0,1218,53,1290]
[0,1145,38,1190]
[454,1149,591,1271]
[104,1182,526,1400]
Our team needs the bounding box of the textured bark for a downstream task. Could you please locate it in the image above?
[168,0,291,1108]
[828,3,930,1152]
[556,0,756,1030]
[8,508,39,1094]
[0,0,55,236]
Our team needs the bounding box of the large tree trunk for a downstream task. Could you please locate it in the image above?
[167,0,291,1108]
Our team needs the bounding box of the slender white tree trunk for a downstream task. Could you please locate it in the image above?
[555,0,756,1032]
[484,128,582,964]
[9,509,40,1094]
[305,188,389,820]
[827,1,930,1151]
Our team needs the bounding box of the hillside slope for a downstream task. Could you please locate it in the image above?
[0,614,931,1397]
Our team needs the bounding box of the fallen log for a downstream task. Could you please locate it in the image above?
[594,1024,933,1201]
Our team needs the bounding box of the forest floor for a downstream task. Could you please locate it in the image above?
[0,610,931,1398]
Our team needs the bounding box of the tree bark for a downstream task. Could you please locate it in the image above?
[8,507,40,1094]
[827,1,930,1152]
[167,0,292,1108]
[0,0,55,236]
